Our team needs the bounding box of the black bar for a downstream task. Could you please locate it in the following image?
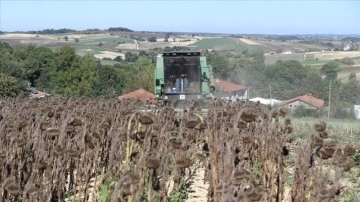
[162,52,201,57]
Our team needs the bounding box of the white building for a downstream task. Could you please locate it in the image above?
[249,97,281,106]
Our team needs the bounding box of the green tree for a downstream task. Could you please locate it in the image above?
[74,38,79,43]
[131,57,155,92]
[163,46,172,52]
[0,73,23,96]
[49,47,96,97]
[341,57,355,65]
[338,79,360,104]
[265,60,327,100]
[0,42,13,54]
[51,46,78,71]
[92,65,124,98]
[229,55,257,84]
[320,60,340,81]
[0,42,24,79]
[125,52,138,63]
[138,50,148,57]
[349,72,357,80]
[164,33,170,42]
[113,56,122,62]
[207,53,231,79]
[228,51,267,97]
[64,36,68,41]
[75,54,98,96]
[13,45,34,61]
[23,46,54,87]
[148,37,157,42]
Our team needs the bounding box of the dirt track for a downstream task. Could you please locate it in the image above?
[239,38,262,45]
[186,168,208,202]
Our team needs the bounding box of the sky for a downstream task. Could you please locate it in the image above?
[0,0,359,35]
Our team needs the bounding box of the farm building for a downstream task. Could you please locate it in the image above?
[279,94,324,110]
[117,88,155,102]
[213,79,248,100]
[249,97,281,106]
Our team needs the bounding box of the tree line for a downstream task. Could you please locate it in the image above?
[0,42,153,98]
[2,27,133,35]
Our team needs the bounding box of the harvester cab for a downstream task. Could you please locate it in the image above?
[154,51,215,106]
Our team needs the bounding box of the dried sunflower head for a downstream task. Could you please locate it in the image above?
[343,144,356,156]
[241,109,257,123]
[139,113,154,125]
[5,182,21,194]
[175,157,192,169]
[314,121,327,132]
[145,156,161,169]
[69,117,83,127]
[46,127,61,136]
[169,137,183,149]
[185,119,199,129]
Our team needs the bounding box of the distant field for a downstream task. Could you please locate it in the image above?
[352,56,360,65]
[252,38,328,52]
[239,38,261,45]
[265,51,360,66]
[190,37,270,53]
[264,53,306,65]
[2,33,360,77]
[91,37,134,44]
[93,51,125,60]
[314,51,360,60]
[137,38,198,50]
[337,65,360,82]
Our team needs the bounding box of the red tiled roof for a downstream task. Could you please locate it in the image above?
[117,88,155,102]
[213,79,246,93]
[279,94,324,108]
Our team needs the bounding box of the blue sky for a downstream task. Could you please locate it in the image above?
[0,0,359,34]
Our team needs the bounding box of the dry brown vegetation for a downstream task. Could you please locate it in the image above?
[0,97,358,202]
[314,51,360,61]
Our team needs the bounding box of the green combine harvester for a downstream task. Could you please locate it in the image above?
[154,51,215,107]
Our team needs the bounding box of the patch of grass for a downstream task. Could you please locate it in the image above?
[290,117,360,146]
[285,171,293,187]
[99,60,122,65]
[169,177,188,202]
[351,151,360,166]
[264,53,305,65]
[292,117,360,130]
[99,177,114,202]
[342,170,359,181]
[191,37,270,53]
[91,37,134,44]
[305,53,316,62]
[341,193,360,202]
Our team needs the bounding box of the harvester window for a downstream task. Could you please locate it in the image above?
[163,56,201,93]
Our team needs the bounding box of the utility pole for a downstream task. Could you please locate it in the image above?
[247,87,250,99]
[269,84,272,99]
[328,81,332,119]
